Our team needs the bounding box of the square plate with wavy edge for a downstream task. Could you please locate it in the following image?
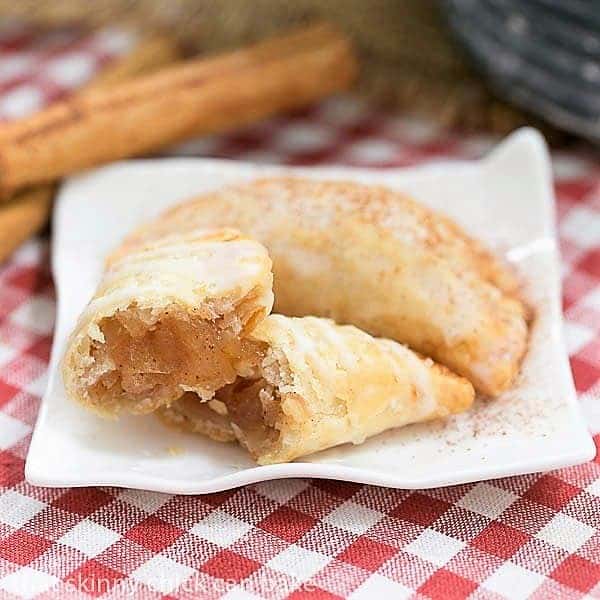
[26,128,596,493]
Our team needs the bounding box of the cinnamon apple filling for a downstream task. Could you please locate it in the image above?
[213,378,283,458]
[159,347,306,461]
[160,392,237,442]
[87,304,262,414]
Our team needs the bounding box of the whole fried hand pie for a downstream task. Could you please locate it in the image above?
[128,178,529,396]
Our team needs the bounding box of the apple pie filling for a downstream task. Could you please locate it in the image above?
[213,377,283,458]
[86,304,263,414]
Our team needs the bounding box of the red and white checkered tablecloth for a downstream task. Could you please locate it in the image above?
[0,24,599,600]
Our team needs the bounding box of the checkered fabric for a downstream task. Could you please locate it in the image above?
[0,24,599,600]
[0,20,135,121]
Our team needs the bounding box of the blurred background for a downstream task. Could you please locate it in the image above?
[1,0,599,144]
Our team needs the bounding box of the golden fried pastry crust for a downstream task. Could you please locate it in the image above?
[62,228,273,416]
[130,178,529,395]
[159,315,475,464]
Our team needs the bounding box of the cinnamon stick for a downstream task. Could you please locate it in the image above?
[83,35,181,90]
[0,24,357,197]
[0,35,182,262]
[0,187,53,260]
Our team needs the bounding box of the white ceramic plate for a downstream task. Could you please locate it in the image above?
[26,128,595,493]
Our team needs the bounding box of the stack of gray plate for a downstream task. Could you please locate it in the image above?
[442,0,600,142]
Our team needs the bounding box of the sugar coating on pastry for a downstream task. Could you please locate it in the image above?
[159,315,475,464]
[62,228,273,416]
[126,177,529,396]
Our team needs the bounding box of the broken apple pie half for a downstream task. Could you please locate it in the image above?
[62,227,273,416]
[159,315,475,464]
